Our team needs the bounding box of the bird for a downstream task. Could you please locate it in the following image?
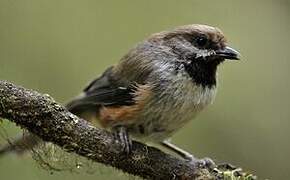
[0,24,240,167]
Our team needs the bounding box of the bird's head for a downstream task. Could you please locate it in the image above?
[148,24,240,87]
[150,24,240,64]
[116,24,240,87]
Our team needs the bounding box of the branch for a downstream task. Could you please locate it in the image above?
[0,80,256,180]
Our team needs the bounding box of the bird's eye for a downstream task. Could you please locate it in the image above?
[195,36,208,48]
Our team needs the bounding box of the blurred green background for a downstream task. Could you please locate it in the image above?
[0,0,289,179]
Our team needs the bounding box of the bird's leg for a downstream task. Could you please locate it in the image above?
[112,125,132,154]
[161,140,216,169]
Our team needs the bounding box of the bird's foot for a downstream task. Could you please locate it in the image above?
[185,154,216,170]
[113,126,132,155]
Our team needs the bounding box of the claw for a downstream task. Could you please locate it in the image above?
[160,140,216,170]
[113,126,132,155]
[187,156,216,169]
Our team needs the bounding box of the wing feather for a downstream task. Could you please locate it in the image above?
[65,66,137,115]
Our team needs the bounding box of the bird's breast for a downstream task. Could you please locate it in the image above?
[130,74,217,141]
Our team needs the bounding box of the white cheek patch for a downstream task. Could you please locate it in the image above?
[195,49,216,59]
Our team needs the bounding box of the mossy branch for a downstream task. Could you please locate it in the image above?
[0,80,256,180]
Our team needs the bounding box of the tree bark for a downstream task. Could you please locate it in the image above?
[0,80,256,180]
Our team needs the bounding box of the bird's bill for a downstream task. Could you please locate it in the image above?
[215,46,240,60]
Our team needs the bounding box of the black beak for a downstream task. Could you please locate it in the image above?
[215,46,240,60]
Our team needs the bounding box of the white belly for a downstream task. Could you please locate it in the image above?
[130,74,217,142]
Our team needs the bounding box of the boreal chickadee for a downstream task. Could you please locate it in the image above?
[66,24,240,166]
[0,24,240,167]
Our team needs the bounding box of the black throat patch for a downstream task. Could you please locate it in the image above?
[182,59,221,88]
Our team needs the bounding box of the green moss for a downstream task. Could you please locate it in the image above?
[213,164,257,180]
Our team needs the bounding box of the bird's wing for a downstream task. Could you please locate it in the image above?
[65,66,137,115]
